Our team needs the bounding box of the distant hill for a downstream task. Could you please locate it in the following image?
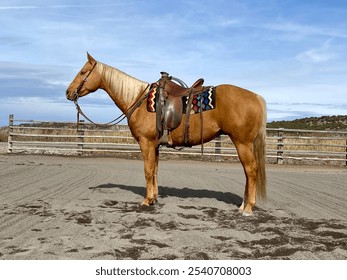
[267,115,347,130]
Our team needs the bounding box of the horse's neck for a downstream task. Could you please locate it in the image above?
[97,63,148,112]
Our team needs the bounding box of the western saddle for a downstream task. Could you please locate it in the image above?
[156,72,206,147]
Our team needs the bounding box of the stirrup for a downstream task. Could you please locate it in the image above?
[159,130,173,146]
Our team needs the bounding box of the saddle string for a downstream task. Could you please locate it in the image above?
[200,95,204,156]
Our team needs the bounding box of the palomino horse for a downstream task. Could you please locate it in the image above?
[66,53,267,215]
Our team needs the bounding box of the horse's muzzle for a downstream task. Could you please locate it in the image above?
[66,90,76,101]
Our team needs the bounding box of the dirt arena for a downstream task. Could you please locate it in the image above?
[0,153,346,260]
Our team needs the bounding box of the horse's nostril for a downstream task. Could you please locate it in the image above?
[66,90,74,101]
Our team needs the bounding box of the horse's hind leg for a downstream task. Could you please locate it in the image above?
[234,142,258,216]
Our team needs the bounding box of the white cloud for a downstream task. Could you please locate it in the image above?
[296,40,337,63]
[297,49,335,63]
[0,6,38,10]
[0,3,131,10]
[0,95,123,126]
[44,80,70,87]
[268,102,347,121]
[264,21,347,39]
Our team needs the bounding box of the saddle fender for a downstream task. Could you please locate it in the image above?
[163,95,183,130]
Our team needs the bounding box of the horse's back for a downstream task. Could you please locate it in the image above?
[216,84,264,111]
[216,84,260,101]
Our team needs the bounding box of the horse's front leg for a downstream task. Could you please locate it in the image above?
[154,147,159,201]
[139,139,159,206]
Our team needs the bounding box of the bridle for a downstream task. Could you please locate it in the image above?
[72,62,150,126]
[72,62,97,102]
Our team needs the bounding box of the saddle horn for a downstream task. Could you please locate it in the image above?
[160,71,188,88]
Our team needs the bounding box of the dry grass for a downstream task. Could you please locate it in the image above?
[266,130,346,153]
[7,123,136,144]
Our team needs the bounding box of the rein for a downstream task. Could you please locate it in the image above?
[73,62,150,126]
[74,99,128,126]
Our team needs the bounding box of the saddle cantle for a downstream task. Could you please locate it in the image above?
[164,77,204,97]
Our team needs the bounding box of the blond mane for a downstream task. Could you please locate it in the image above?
[97,62,148,107]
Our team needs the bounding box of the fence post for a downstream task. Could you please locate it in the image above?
[277,128,284,164]
[8,114,14,153]
[345,139,347,167]
[214,135,222,161]
[77,120,84,156]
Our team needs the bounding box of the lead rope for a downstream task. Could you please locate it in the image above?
[75,100,127,126]
[74,84,150,127]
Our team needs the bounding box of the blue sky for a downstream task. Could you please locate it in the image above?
[1,0,347,126]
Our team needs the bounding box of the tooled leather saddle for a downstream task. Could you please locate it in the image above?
[155,72,207,147]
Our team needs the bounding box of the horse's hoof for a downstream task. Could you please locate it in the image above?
[141,200,150,206]
[242,211,253,217]
[238,202,245,212]
[141,198,157,206]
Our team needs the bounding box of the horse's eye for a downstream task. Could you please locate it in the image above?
[80,70,87,75]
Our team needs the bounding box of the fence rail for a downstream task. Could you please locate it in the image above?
[7,114,347,165]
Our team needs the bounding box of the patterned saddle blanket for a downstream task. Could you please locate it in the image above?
[147,83,216,114]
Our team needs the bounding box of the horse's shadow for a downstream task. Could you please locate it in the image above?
[90,184,243,206]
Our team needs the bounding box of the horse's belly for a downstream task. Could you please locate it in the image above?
[169,111,220,146]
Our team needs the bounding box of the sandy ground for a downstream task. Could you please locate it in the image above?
[0,143,7,154]
[0,153,346,260]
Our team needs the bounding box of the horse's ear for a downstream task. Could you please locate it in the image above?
[87,52,96,64]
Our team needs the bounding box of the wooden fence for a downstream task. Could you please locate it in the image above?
[7,114,347,165]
